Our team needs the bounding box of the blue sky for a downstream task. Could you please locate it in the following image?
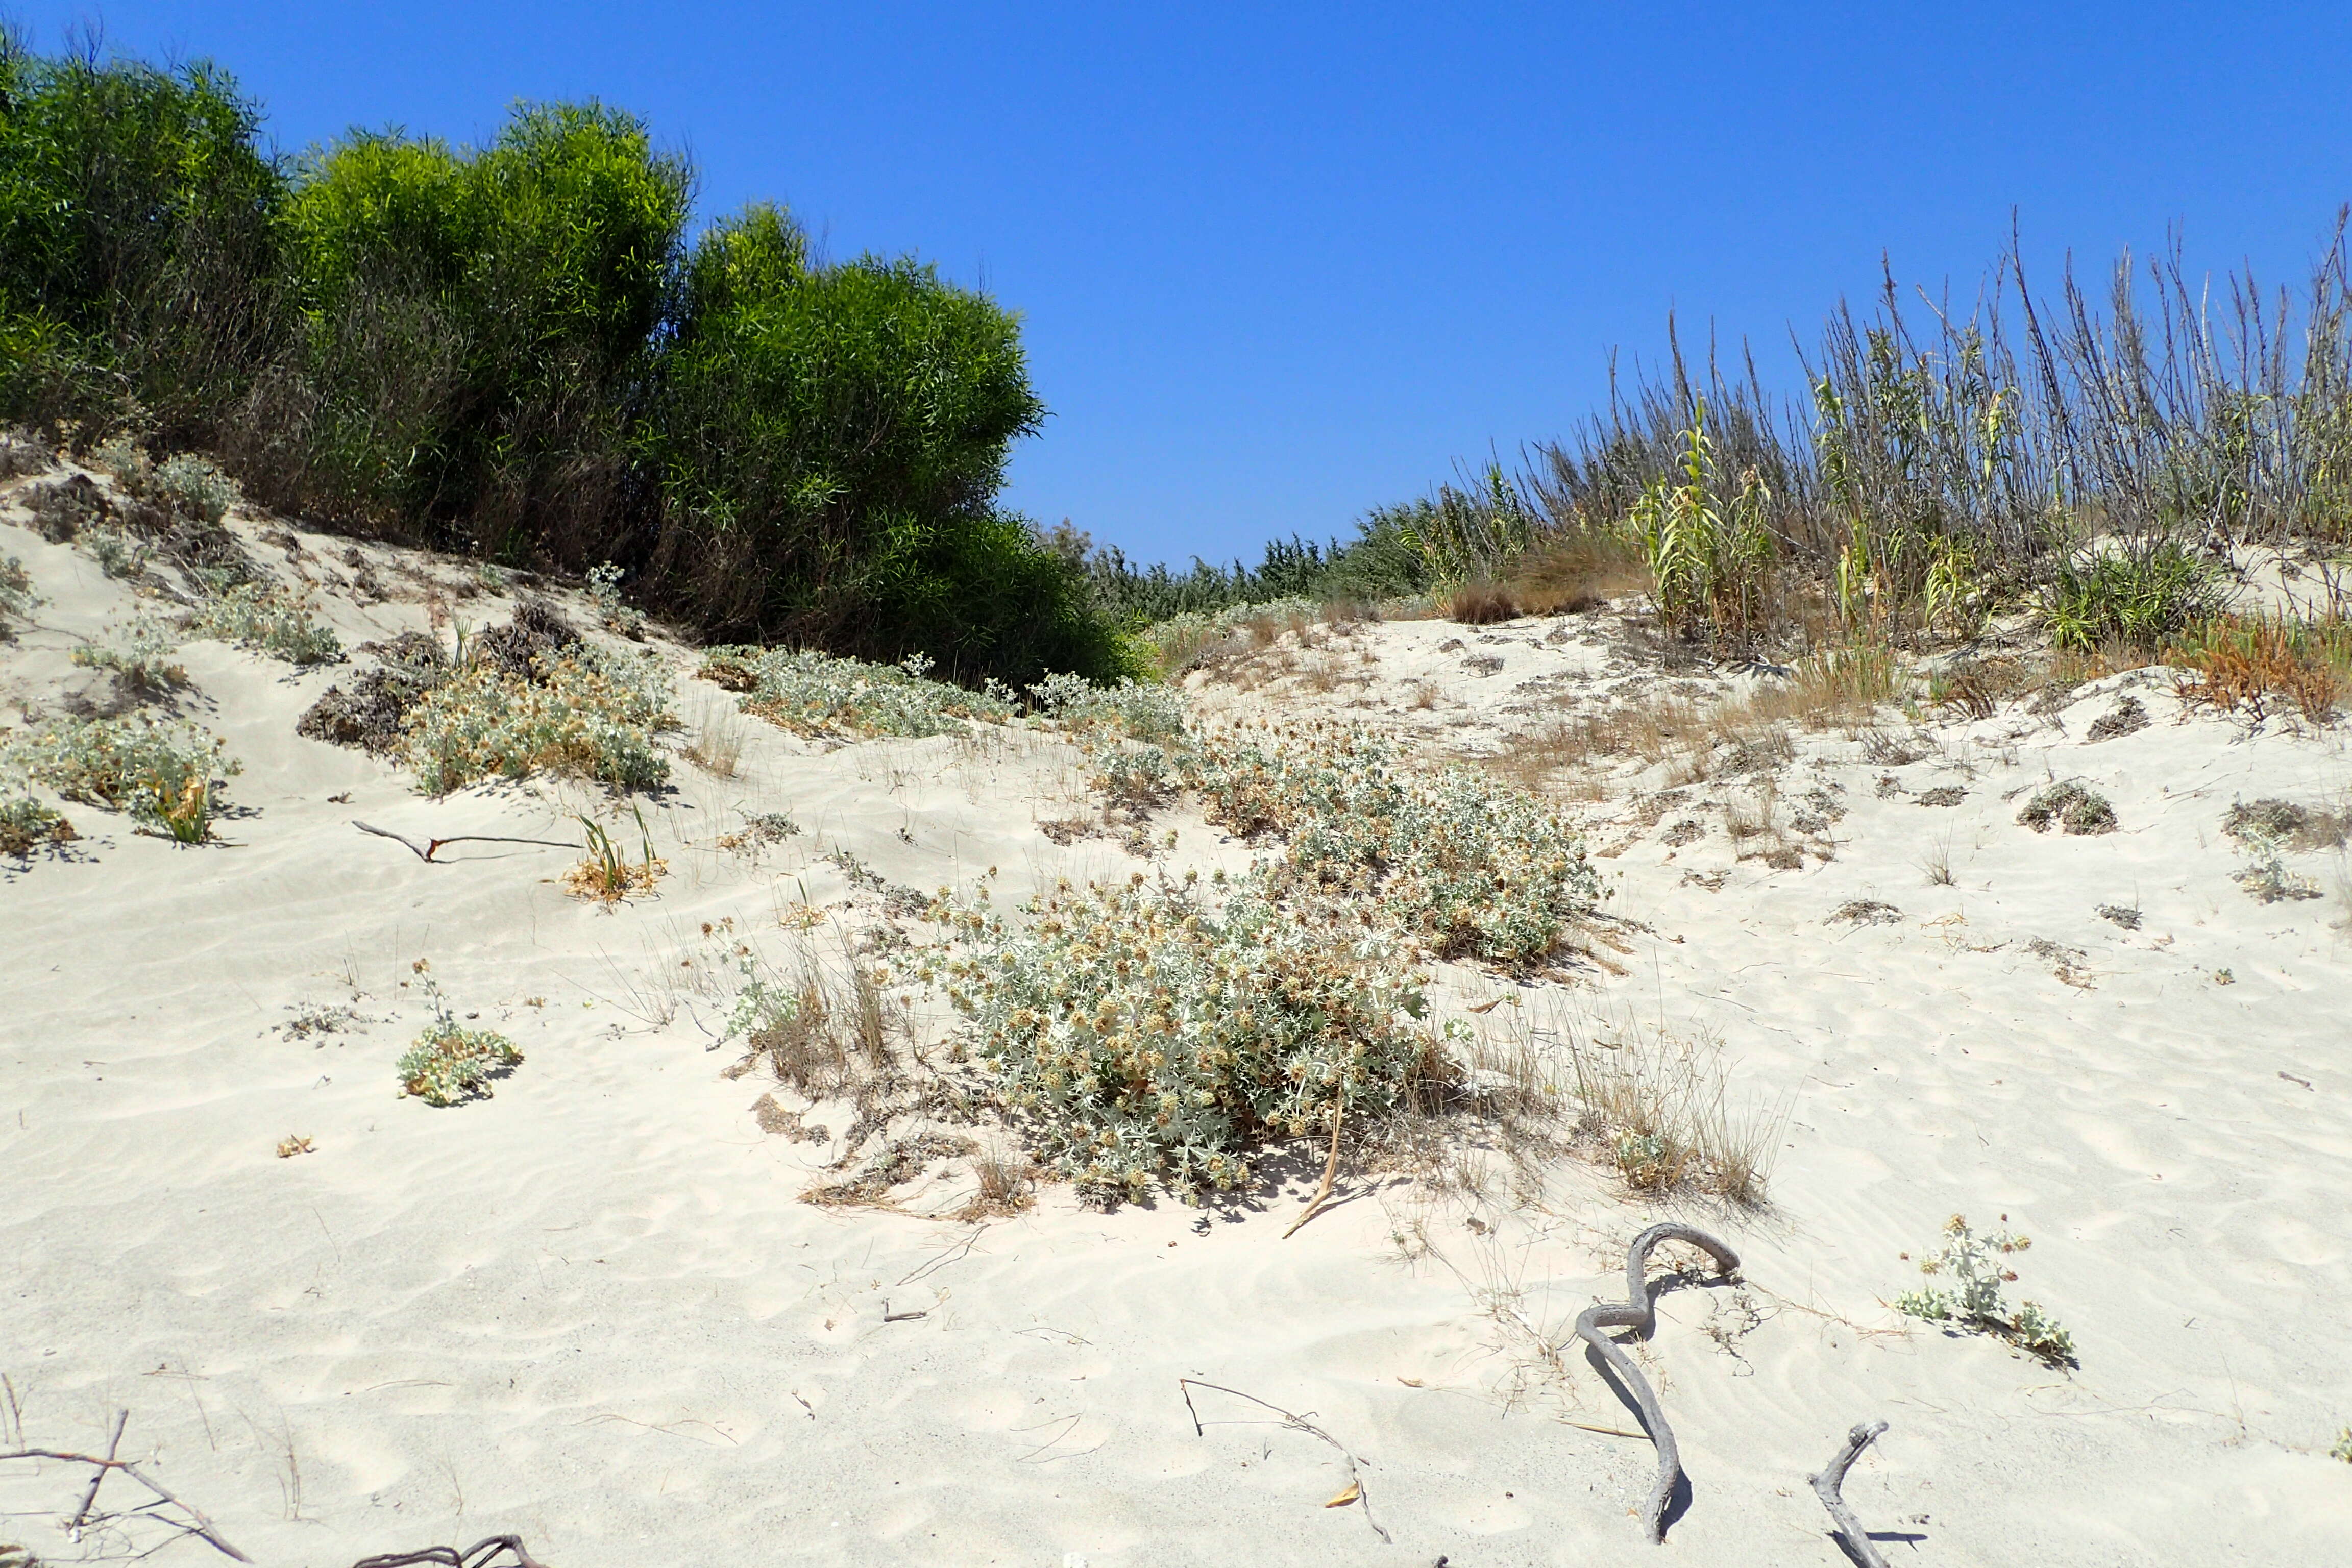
[22,3,2352,566]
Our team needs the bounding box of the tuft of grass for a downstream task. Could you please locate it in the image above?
[1446,580,1521,625]
[7,713,238,843]
[189,582,343,665]
[2168,613,2348,723]
[1564,1018,1779,1206]
[563,806,667,902]
[2017,779,2116,836]
[1895,1214,2075,1365]
[403,641,675,794]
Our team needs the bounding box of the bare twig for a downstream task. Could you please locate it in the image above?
[0,1443,252,1561]
[352,1536,550,1568]
[1281,1096,1344,1240]
[353,821,579,864]
[1808,1420,1892,1568]
[1178,1378,1390,1542]
[67,1408,127,1530]
[1567,1221,1742,1544]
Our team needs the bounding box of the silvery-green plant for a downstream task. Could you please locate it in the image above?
[1895,1214,2075,1364]
[152,452,238,524]
[7,713,240,844]
[403,641,675,794]
[69,614,187,691]
[928,869,1435,1205]
[395,961,522,1106]
[702,644,1016,739]
[1027,671,1188,742]
[0,556,41,622]
[190,582,343,665]
[585,560,646,636]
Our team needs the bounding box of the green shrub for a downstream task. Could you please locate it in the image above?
[8,712,239,842]
[2043,543,2230,651]
[402,641,675,794]
[1025,671,1188,742]
[153,452,237,523]
[0,794,76,856]
[701,645,1015,740]
[1191,727,1603,968]
[2017,779,2116,836]
[189,581,342,664]
[69,614,187,690]
[930,871,1436,1204]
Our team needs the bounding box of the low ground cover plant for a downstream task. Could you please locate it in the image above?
[1025,670,1188,742]
[69,614,186,692]
[1190,725,1603,969]
[396,962,523,1106]
[189,581,344,665]
[1895,1214,2075,1365]
[701,645,1014,740]
[0,556,38,625]
[0,794,76,856]
[7,713,239,843]
[2017,779,2116,835]
[2168,612,2348,723]
[404,640,675,794]
[928,870,1439,1205]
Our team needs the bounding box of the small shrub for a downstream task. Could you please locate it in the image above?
[152,452,238,523]
[1895,1214,2076,1365]
[2231,823,2324,904]
[297,632,450,753]
[9,713,239,843]
[702,645,1013,740]
[1093,743,1174,811]
[2221,797,2349,853]
[69,614,188,691]
[403,642,675,793]
[2331,1428,2352,1464]
[0,796,77,856]
[2017,780,2115,835]
[1026,670,1188,742]
[585,561,647,637]
[715,808,802,854]
[2043,543,2230,651]
[929,871,1437,1204]
[89,434,155,494]
[396,962,522,1105]
[0,556,43,623]
[79,524,151,580]
[189,582,343,664]
[0,426,58,477]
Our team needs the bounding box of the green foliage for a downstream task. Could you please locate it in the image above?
[0,555,39,622]
[930,871,1435,1204]
[1024,670,1189,742]
[189,581,343,664]
[69,613,187,690]
[0,793,76,856]
[1630,400,1774,643]
[403,641,675,794]
[152,451,238,523]
[1189,726,1603,969]
[0,34,285,438]
[8,712,239,842]
[396,964,522,1105]
[701,645,1016,740]
[2043,543,2230,651]
[1896,1214,2076,1365]
[2017,779,2117,836]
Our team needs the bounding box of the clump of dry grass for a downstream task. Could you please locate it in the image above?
[2169,613,2349,723]
[683,704,747,776]
[1447,581,1521,625]
[1565,1018,1779,1206]
[562,809,667,902]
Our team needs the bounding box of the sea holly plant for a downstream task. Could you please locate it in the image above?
[395,960,523,1106]
[1895,1213,2076,1365]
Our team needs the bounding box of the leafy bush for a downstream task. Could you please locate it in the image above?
[69,614,187,691]
[1191,727,1603,968]
[701,645,1014,740]
[1025,671,1188,743]
[2043,543,2230,651]
[152,452,238,523]
[189,581,343,664]
[1895,1214,2075,1365]
[0,795,76,856]
[930,871,1436,1204]
[2016,780,2116,836]
[403,641,675,793]
[8,713,239,842]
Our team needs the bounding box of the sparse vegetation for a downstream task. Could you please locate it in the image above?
[0,794,76,856]
[2169,613,2349,723]
[69,614,186,692]
[1895,1214,2076,1366]
[2017,780,2116,836]
[564,806,666,902]
[1564,1016,1779,1205]
[0,556,38,625]
[701,646,1013,740]
[395,962,522,1106]
[189,582,343,665]
[403,640,675,794]
[7,713,238,842]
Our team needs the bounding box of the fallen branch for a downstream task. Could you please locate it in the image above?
[1568,1221,1742,1544]
[68,1408,127,1530]
[1,1434,251,1561]
[1179,1378,1390,1543]
[353,1537,550,1568]
[1281,1097,1345,1240]
[354,820,579,864]
[1808,1420,1891,1568]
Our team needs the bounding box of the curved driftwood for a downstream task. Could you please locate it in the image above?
[352,1536,550,1568]
[1571,1221,1741,1544]
[1808,1420,1891,1568]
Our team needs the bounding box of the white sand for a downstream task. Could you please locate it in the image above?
[4,473,2349,1565]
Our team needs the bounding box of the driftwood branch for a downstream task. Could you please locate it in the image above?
[1569,1221,1742,1544]
[1808,1420,1891,1568]
[1,1437,252,1561]
[352,1535,551,1568]
[354,820,579,863]
[68,1407,127,1530]
[1281,1097,1345,1240]
[1178,1378,1390,1543]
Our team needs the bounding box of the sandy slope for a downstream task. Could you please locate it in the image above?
[4,471,2349,1566]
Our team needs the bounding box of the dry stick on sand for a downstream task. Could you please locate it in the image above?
[351,1536,551,1568]
[2,1427,252,1561]
[1281,1095,1345,1239]
[1808,1420,1892,1568]
[67,1407,127,1530]
[1569,1222,1743,1545]
[1179,1378,1391,1543]
[353,820,579,864]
